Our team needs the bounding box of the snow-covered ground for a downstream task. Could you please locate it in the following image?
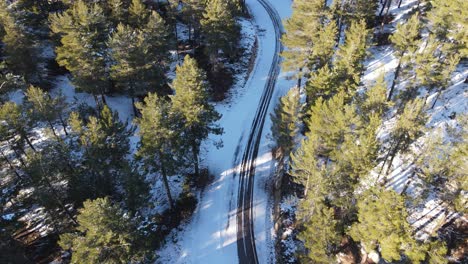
[157,1,294,263]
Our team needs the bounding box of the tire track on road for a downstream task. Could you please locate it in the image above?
[236,1,283,263]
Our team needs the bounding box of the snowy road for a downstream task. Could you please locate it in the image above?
[157,1,292,263]
[236,0,283,263]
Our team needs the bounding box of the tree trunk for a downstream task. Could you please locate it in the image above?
[398,0,403,8]
[379,0,388,17]
[93,94,101,110]
[387,57,402,101]
[41,172,78,226]
[48,120,61,141]
[23,132,36,152]
[59,115,68,136]
[192,141,200,177]
[160,160,174,210]
[0,148,23,181]
[384,139,402,179]
[431,90,442,109]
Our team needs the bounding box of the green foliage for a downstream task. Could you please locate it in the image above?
[271,87,302,160]
[305,65,337,102]
[109,14,170,97]
[359,74,391,118]
[349,187,424,262]
[170,55,222,176]
[281,0,333,80]
[390,13,421,57]
[428,0,468,57]
[306,91,361,157]
[50,1,110,95]
[0,101,36,151]
[129,0,149,28]
[136,93,183,208]
[334,20,370,96]
[201,0,240,67]
[0,1,38,81]
[69,106,132,201]
[297,199,340,263]
[59,197,144,264]
[25,86,69,138]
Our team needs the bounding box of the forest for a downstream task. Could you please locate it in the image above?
[273,0,467,263]
[0,0,467,263]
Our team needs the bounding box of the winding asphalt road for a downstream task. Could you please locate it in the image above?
[236,0,283,263]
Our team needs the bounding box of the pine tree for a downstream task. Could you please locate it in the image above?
[305,65,337,103]
[387,13,421,101]
[50,1,110,106]
[334,20,370,97]
[136,93,184,209]
[0,1,38,82]
[128,0,149,28]
[281,0,333,87]
[306,91,361,158]
[271,87,302,162]
[349,187,426,263]
[0,102,36,152]
[182,0,207,44]
[59,197,143,264]
[428,0,468,57]
[380,99,427,179]
[201,0,240,70]
[359,74,391,119]
[25,143,77,226]
[0,63,26,98]
[109,15,170,114]
[25,86,69,140]
[68,106,131,201]
[170,55,222,177]
[108,0,130,26]
[122,162,149,215]
[297,199,340,263]
[289,134,324,197]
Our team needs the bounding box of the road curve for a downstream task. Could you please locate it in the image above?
[236,1,283,263]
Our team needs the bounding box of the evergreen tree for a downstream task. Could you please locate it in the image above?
[334,20,370,97]
[25,143,77,226]
[289,134,324,197]
[108,0,130,26]
[428,0,468,57]
[59,197,143,264]
[305,65,338,103]
[50,1,110,106]
[306,91,361,158]
[109,14,170,114]
[201,0,240,70]
[271,87,302,161]
[170,55,222,177]
[387,13,421,101]
[380,99,427,179]
[68,106,131,201]
[359,74,391,119]
[281,0,332,87]
[349,187,426,263]
[0,1,38,82]
[128,0,149,28]
[136,93,183,209]
[297,199,340,263]
[0,63,26,99]
[122,162,150,215]
[25,86,69,140]
[182,0,207,44]
[0,101,36,152]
